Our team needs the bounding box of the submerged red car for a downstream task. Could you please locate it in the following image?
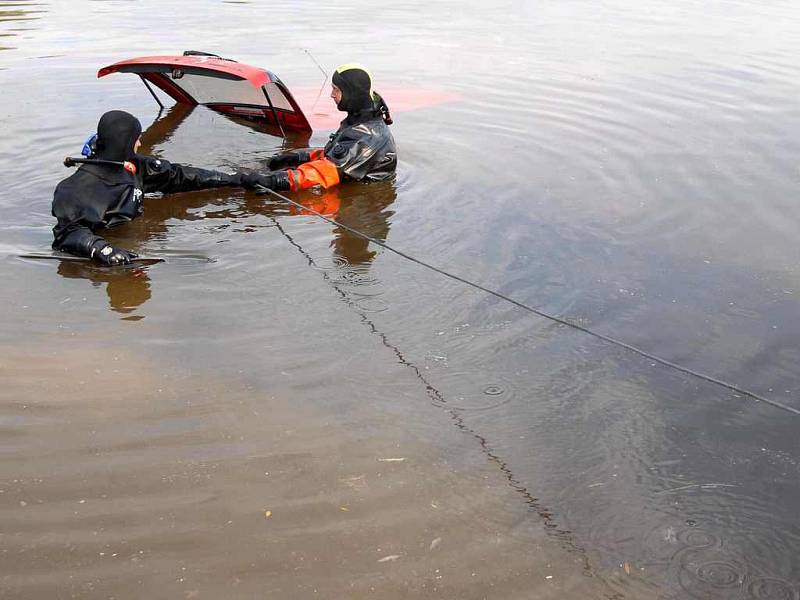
[98,51,313,135]
[98,50,457,133]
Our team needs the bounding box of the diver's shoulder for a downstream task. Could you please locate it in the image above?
[135,154,172,174]
[53,167,87,194]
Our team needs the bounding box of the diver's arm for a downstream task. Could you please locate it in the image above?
[242,160,339,192]
[52,182,113,258]
[252,147,346,192]
[268,149,325,170]
[251,156,341,192]
[53,221,107,258]
[270,137,364,191]
[53,223,136,265]
[140,157,244,194]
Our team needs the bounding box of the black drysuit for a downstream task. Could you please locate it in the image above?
[323,103,397,182]
[51,110,243,259]
[51,156,243,257]
[268,65,396,189]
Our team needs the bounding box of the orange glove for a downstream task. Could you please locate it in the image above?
[286,158,341,191]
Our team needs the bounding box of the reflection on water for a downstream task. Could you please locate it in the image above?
[331,182,395,266]
[56,260,151,318]
[0,1,46,51]
[636,520,800,600]
[138,103,192,151]
[221,111,312,149]
[0,2,45,24]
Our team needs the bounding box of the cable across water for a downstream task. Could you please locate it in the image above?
[257,186,800,417]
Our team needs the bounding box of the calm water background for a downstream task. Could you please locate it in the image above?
[1,1,800,598]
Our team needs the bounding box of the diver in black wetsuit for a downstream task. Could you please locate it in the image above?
[262,64,397,191]
[51,110,271,265]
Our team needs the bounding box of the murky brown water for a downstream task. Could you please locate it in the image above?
[2,1,800,598]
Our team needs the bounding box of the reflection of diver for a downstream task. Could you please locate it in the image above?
[57,261,151,315]
[263,178,396,266]
[330,181,396,265]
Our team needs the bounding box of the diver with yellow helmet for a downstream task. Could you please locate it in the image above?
[252,63,397,192]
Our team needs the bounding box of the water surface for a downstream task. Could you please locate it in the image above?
[1,1,800,598]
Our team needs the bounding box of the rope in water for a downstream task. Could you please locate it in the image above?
[258,186,800,417]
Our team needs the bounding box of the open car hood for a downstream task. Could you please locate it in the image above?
[98,52,312,133]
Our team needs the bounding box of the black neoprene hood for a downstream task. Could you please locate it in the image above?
[95,110,142,162]
[332,66,374,115]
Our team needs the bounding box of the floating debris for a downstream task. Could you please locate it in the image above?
[378,554,401,563]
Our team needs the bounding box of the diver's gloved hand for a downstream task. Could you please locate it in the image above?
[267,151,310,170]
[90,241,138,266]
[241,171,291,192]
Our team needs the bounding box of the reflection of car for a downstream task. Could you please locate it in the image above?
[98,50,312,135]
